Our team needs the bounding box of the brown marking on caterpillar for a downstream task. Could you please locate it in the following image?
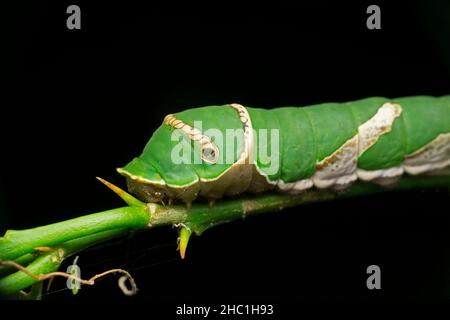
[163,114,219,164]
[229,103,253,165]
[316,136,358,170]
[288,102,403,190]
[403,132,450,175]
[146,103,259,203]
[358,102,402,156]
[312,135,359,189]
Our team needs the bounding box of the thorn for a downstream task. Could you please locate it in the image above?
[186,201,192,210]
[96,177,144,207]
[208,199,215,208]
[34,246,53,253]
[168,198,173,206]
[178,226,192,259]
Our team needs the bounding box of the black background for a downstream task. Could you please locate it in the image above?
[4,1,450,302]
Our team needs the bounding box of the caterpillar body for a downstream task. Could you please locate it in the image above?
[118,96,450,205]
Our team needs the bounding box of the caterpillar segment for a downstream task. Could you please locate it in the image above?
[117,96,450,205]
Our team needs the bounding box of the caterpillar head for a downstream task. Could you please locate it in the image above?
[117,104,254,205]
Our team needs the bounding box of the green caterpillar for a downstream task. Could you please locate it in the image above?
[118,96,450,206]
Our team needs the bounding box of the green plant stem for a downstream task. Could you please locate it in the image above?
[0,206,150,261]
[0,253,35,278]
[0,228,127,297]
[150,175,450,234]
[0,175,448,297]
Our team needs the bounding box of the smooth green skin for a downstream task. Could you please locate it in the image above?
[121,96,450,185]
[122,106,243,186]
[357,96,450,169]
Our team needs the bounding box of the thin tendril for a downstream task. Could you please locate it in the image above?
[0,260,137,296]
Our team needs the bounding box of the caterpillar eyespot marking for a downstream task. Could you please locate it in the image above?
[202,146,219,164]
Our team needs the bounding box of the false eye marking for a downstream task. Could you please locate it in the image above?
[163,103,253,166]
[163,114,220,164]
[201,145,219,164]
